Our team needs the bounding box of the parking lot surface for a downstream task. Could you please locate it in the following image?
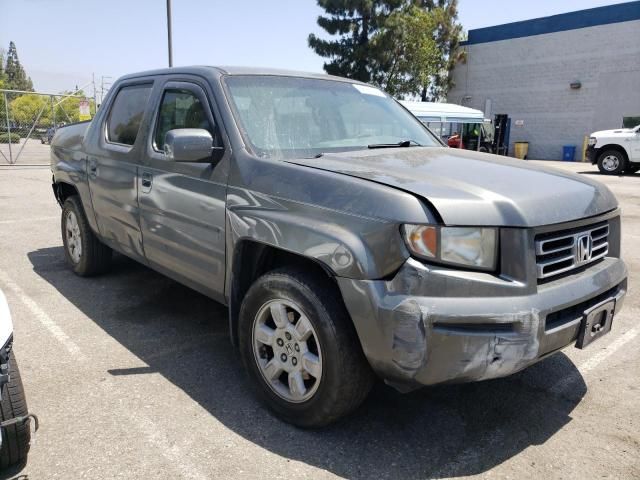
[0,160,638,479]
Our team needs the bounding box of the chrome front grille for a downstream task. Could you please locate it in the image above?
[535,222,609,280]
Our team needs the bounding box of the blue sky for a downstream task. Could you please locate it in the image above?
[0,0,636,93]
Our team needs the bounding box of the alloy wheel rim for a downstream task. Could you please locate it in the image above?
[65,211,82,263]
[602,155,620,171]
[252,299,322,403]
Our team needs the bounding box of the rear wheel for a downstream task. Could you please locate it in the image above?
[238,268,373,428]
[61,196,112,276]
[0,352,30,469]
[597,150,625,175]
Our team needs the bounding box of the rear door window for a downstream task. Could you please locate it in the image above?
[106,84,153,146]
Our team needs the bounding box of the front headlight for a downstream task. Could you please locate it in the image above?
[588,137,597,146]
[402,225,497,271]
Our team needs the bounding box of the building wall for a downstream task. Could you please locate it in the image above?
[449,19,640,160]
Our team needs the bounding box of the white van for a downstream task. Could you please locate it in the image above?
[400,101,494,152]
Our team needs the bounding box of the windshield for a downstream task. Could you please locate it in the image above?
[224,75,440,159]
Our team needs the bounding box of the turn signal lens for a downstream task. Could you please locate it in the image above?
[402,225,437,259]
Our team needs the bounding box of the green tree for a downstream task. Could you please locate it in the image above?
[308,0,405,84]
[309,1,443,98]
[371,5,439,97]
[9,94,48,125]
[415,0,465,101]
[9,91,95,128]
[4,41,34,92]
[0,49,5,84]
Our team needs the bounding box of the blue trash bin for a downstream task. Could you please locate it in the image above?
[562,145,576,161]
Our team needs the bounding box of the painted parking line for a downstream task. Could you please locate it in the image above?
[0,269,85,361]
[434,326,638,477]
[125,407,211,480]
[580,327,639,373]
[0,269,211,479]
[0,216,58,225]
[550,327,639,395]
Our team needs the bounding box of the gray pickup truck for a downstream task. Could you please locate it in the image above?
[50,66,627,427]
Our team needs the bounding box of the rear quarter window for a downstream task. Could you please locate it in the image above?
[106,84,152,145]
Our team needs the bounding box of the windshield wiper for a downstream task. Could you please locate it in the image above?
[367,140,421,149]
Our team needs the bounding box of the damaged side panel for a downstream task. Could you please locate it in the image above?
[225,184,414,281]
[222,149,441,290]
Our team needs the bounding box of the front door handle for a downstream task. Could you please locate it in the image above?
[88,159,98,178]
[141,172,153,193]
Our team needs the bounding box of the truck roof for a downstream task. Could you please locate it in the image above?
[118,65,365,85]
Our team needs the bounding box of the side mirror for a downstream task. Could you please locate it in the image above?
[163,128,224,163]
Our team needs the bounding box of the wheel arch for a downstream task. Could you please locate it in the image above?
[52,174,101,235]
[597,144,630,164]
[227,239,338,347]
[52,181,79,207]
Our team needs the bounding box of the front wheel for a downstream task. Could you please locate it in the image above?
[597,150,625,175]
[238,268,373,428]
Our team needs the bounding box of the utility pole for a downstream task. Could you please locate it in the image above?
[100,76,113,107]
[167,0,173,67]
[92,73,97,116]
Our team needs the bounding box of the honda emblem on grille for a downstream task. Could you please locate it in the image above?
[576,234,593,265]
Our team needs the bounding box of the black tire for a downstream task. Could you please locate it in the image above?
[0,351,30,470]
[238,268,374,428]
[597,150,626,175]
[61,196,112,276]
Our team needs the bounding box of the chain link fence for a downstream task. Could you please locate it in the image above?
[0,89,93,165]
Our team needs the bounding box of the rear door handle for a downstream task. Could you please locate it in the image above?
[141,172,153,193]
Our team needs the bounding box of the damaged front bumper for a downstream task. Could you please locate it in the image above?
[337,256,627,391]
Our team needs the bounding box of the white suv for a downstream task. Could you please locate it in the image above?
[588,124,640,175]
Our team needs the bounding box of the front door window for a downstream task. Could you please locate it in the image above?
[154,89,214,151]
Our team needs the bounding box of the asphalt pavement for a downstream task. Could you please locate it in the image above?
[0,160,638,479]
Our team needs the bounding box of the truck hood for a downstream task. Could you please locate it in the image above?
[592,128,637,138]
[286,147,618,227]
